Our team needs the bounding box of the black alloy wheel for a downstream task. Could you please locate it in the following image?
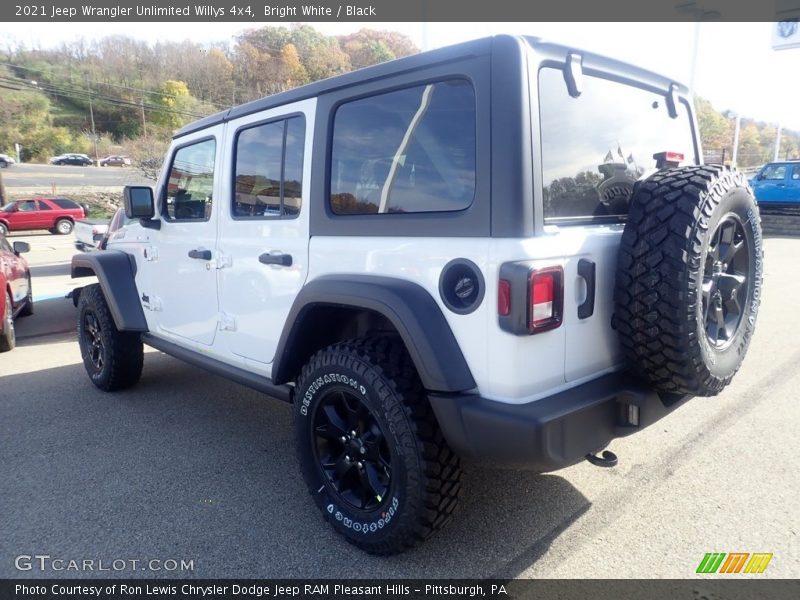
[702,215,750,349]
[312,388,392,512]
[82,310,105,371]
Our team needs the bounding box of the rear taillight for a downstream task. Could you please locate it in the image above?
[528,267,563,333]
[497,279,511,316]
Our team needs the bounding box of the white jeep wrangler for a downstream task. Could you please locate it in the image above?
[72,35,763,555]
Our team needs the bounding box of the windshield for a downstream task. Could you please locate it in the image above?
[1,202,15,212]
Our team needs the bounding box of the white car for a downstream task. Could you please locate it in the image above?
[0,154,15,167]
[71,35,764,555]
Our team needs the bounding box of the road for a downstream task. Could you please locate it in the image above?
[0,232,798,579]
[2,162,151,192]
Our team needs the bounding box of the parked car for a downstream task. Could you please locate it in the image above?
[0,154,15,168]
[749,160,800,204]
[72,35,763,554]
[0,233,32,351]
[98,155,131,167]
[0,196,86,235]
[50,153,93,166]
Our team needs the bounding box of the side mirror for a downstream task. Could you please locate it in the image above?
[13,241,30,255]
[123,186,155,219]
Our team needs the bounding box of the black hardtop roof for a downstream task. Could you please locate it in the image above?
[174,34,685,139]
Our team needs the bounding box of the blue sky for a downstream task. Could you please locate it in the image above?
[1,21,798,130]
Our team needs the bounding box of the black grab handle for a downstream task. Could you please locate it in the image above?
[577,258,596,319]
[259,252,293,267]
[188,249,212,260]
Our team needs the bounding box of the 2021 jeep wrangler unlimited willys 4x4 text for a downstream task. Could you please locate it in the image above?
[72,36,763,554]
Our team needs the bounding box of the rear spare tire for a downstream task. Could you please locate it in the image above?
[613,165,763,396]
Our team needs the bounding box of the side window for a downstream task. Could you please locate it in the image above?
[538,67,696,222]
[232,115,305,219]
[762,165,787,180]
[18,200,37,212]
[330,79,476,215]
[51,198,79,209]
[37,200,53,210]
[163,138,216,221]
[792,165,800,180]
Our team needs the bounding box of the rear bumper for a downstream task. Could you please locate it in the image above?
[428,373,691,471]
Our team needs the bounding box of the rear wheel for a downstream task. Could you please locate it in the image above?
[55,219,73,235]
[0,223,8,236]
[614,165,763,396]
[294,337,462,555]
[0,291,15,352]
[77,284,143,391]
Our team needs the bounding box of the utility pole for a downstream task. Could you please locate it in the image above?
[140,96,147,137]
[86,77,98,165]
[731,114,741,168]
[774,123,782,161]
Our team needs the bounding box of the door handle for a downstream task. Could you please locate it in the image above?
[188,248,212,260]
[259,252,293,267]
[577,259,596,319]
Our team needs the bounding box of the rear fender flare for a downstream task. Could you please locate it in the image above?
[272,274,476,393]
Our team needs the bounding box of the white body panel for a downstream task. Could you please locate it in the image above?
[308,223,623,404]
[215,99,315,366]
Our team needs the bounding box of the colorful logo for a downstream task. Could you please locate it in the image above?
[696,553,773,574]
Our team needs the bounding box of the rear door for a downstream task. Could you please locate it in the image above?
[215,99,313,367]
[536,65,698,382]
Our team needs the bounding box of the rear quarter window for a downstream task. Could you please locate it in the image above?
[50,198,80,209]
[329,79,476,215]
[538,67,696,223]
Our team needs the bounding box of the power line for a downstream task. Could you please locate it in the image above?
[0,61,231,111]
[0,76,211,119]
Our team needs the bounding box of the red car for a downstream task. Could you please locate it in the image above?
[0,234,33,351]
[0,197,86,235]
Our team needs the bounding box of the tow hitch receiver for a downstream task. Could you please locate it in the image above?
[585,449,618,468]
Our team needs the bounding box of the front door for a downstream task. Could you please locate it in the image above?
[216,100,313,366]
[755,164,790,202]
[148,131,221,346]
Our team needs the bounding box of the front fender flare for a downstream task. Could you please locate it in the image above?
[272,274,476,393]
[71,250,148,332]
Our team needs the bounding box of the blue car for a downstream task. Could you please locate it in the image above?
[749,161,800,203]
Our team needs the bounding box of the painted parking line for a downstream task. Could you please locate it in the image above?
[33,292,71,302]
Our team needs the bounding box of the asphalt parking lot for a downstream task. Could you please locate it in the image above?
[1,231,798,579]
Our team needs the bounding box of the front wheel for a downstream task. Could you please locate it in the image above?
[77,284,143,391]
[294,337,462,555]
[0,291,15,352]
[19,275,33,317]
[0,223,8,236]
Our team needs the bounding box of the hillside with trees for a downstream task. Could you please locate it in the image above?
[0,26,797,170]
[0,25,418,164]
